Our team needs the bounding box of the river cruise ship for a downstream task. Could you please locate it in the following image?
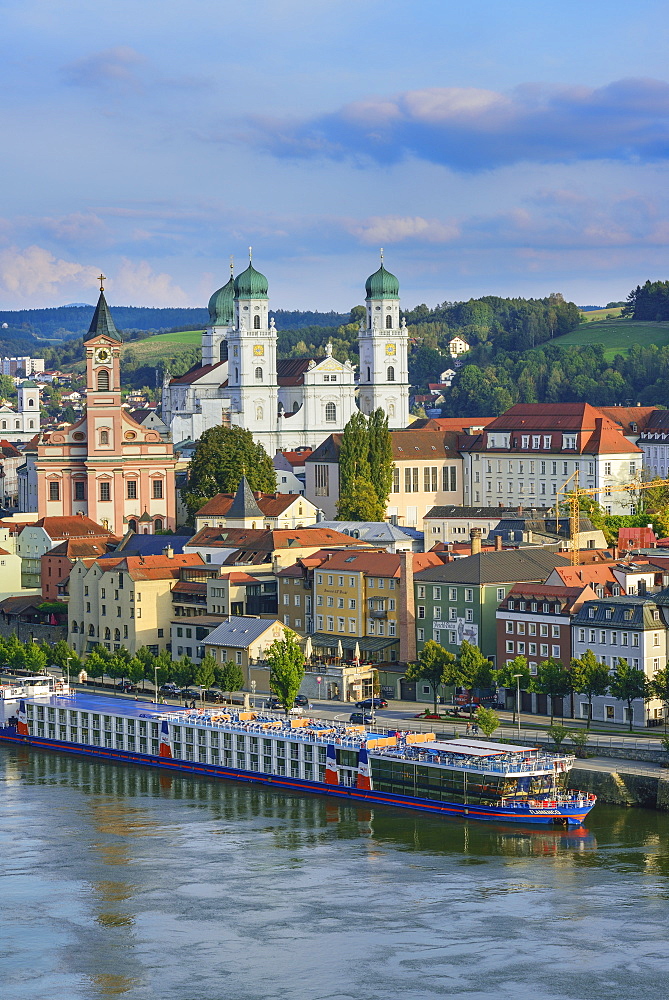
[0,678,596,826]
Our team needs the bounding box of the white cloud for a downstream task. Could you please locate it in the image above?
[349,215,460,245]
[113,259,188,306]
[0,245,100,300]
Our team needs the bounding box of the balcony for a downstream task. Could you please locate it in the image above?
[369,608,387,619]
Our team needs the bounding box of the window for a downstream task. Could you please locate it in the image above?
[604,461,611,476]
[253,314,261,329]
[449,588,457,601]
[417,628,424,641]
[385,314,392,329]
[49,481,60,501]
[552,645,560,657]
[506,621,513,633]
[442,466,457,491]
[152,479,163,499]
[99,429,109,445]
[255,366,263,381]
[314,465,329,496]
[325,402,336,422]
[417,606,425,619]
[433,587,441,600]
[497,588,505,601]
[387,366,395,381]
[127,480,137,499]
[97,369,110,391]
[464,589,473,602]
[99,481,111,502]
[392,467,400,493]
[506,641,514,653]
[74,481,85,501]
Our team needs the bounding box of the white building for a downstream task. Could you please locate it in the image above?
[448,337,469,357]
[1,357,45,377]
[161,257,410,452]
[462,403,642,515]
[0,382,41,443]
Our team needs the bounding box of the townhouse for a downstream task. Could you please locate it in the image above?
[571,596,668,726]
[193,477,320,532]
[185,525,369,569]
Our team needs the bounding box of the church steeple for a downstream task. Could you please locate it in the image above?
[88,278,121,343]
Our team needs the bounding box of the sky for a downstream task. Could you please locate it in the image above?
[2,0,669,311]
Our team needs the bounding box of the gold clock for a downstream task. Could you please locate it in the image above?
[385,343,396,356]
[95,348,111,363]
[253,344,264,356]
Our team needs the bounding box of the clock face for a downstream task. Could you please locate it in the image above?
[385,343,396,356]
[253,344,264,356]
[95,348,111,364]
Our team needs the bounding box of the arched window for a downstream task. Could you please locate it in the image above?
[253,315,261,329]
[99,430,109,445]
[72,621,79,633]
[1,422,5,430]
[367,367,371,382]
[104,627,111,641]
[234,367,239,382]
[15,420,19,429]
[28,420,34,429]
[325,402,336,422]
[28,398,34,407]
[97,369,110,391]
[255,366,263,381]
[114,628,121,641]
[387,366,395,381]
[293,400,299,412]
[385,314,392,329]
[88,624,95,637]
[128,519,137,533]
[219,340,228,362]
[154,517,163,532]
[80,622,84,635]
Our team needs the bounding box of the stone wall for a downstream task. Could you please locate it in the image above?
[572,765,669,811]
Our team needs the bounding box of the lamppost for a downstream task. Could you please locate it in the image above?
[154,663,158,704]
[251,679,256,710]
[65,656,71,687]
[513,673,522,742]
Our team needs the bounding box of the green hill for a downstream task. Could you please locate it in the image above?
[552,317,669,359]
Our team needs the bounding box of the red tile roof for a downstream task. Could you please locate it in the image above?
[32,516,117,539]
[97,552,205,580]
[195,492,307,519]
[500,582,599,612]
[169,362,226,385]
[277,548,443,577]
[188,526,369,552]
[618,526,657,550]
[278,449,313,467]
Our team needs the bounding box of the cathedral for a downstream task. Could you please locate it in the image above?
[161,256,410,451]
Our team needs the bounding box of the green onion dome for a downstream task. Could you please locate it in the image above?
[233,262,268,299]
[365,264,399,299]
[207,276,235,325]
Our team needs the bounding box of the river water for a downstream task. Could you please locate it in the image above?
[1,746,668,1000]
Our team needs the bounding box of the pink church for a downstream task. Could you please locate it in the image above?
[36,288,177,534]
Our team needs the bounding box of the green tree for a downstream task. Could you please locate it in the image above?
[85,649,109,687]
[494,656,531,725]
[548,723,569,748]
[337,476,384,520]
[267,630,305,714]
[457,641,494,715]
[184,425,276,520]
[127,656,145,691]
[475,705,499,738]
[48,640,81,679]
[173,655,196,690]
[568,730,590,756]
[216,659,245,699]
[196,652,217,696]
[650,666,669,731]
[5,634,25,672]
[531,658,571,724]
[405,640,456,716]
[608,657,648,732]
[367,408,394,510]
[570,650,610,728]
[23,642,47,674]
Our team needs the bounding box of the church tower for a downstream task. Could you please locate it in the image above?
[202,263,234,367]
[226,251,278,440]
[357,255,409,427]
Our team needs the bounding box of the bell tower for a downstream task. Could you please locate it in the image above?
[357,252,409,427]
[85,275,123,410]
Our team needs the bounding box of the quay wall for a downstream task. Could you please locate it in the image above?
[571,765,669,811]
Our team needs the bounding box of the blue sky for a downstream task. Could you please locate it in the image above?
[2,0,669,311]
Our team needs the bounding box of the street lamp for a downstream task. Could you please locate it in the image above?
[513,673,522,742]
[154,663,158,704]
[65,657,71,687]
[251,679,256,710]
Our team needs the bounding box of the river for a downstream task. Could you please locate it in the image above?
[1,745,668,999]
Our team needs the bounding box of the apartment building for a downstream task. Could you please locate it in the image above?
[571,597,668,726]
[305,429,463,525]
[17,515,117,589]
[185,525,369,568]
[461,403,642,514]
[68,549,206,657]
[413,548,569,663]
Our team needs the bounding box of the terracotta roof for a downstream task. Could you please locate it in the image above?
[195,490,306,519]
[44,538,117,559]
[169,362,225,386]
[218,571,261,584]
[499,582,599,613]
[582,420,642,455]
[188,526,367,551]
[0,546,9,556]
[30,516,117,539]
[278,449,313,467]
[0,440,22,458]
[596,407,656,434]
[619,526,657,550]
[550,565,622,590]
[172,581,207,595]
[277,548,442,577]
[95,552,205,581]
[308,429,460,464]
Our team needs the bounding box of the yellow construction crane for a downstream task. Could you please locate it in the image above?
[555,471,669,564]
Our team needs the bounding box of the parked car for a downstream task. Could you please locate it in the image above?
[294,694,310,708]
[116,680,136,693]
[355,697,388,710]
[265,697,305,714]
[349,711,373,725]
[265,697,282,710]
[181,688,201,701]
[160,682,181,695]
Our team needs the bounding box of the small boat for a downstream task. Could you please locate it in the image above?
[0,678,595,826]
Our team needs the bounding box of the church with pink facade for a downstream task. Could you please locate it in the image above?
[36,288,177,535]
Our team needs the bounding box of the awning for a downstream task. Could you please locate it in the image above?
[308,633,398,652]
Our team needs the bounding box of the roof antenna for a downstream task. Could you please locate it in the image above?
[98,273,106,292]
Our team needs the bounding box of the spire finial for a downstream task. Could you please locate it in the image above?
[230,255,234,277]
[380,248,384,265]
[98,273,106,292]
[248,245,253,264]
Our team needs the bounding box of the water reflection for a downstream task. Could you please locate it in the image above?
[3,746,669,1000]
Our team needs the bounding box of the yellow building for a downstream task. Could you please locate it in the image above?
[68,548,206,657]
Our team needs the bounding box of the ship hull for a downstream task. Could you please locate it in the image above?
[0,728,594,826]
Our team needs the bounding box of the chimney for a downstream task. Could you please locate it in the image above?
[162,545,174,559]
[517,505,523,516]
[612,544,619,560]
[398,551,416,665]
[495,534,503,551]
[470,527,482,555]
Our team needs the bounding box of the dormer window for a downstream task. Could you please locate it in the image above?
[563,434,577,449]
[507,599,514,610]
[588,607,596,618]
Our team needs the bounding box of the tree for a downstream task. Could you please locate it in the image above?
[608,657,648,732]
[48,640,81,678]
[570,650,610,728]
[367,408,393,511]
[494,656,531,725]
[173,655,196,690]
[531,658,571,724]
[456,640,493,715]
[216,659,245,699]
[184,425,276,520]
[196,652,217,696]
[267,630,305,714]
[650,665,669,731]
[23,643,47,674]
[127,656,145,691]
[405,640,456,716]
[475,705,499,738]
[337,476,384,520]
[548,723,569,748]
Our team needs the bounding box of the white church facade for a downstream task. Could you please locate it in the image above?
[0,381,41,443]
[161,257,410,452]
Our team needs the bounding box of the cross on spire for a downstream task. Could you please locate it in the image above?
[248,245,253,263]
[98,273,106,291]
[230,255,234,277]
[380,247,384,265]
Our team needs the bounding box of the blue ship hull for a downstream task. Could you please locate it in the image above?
[0,727,595,826]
